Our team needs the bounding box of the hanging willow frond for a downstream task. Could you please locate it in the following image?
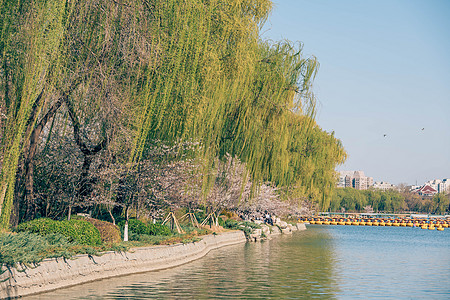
[0,0,346,229]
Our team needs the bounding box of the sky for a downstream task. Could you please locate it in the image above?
[262,0,450,186]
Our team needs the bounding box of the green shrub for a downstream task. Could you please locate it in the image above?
[218,216,226,227]
[1,232,49,266]
[194,210,207,223]
[118,219,147,236]
[63,220,102,246]
[118,219,172,240]
[223,219,239,229]
[136,234,168,245]
[85,218,121,243]
[17,218,101,246]
[0,232,74,267]
[16,218,59,235]
[222,219,260,238]
[241,221,261,229]
[147,223,172,236]
[182,237,201,244]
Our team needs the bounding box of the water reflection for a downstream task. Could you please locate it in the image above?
[265,230,339,299]
[25,226,450,299]
[26,230,338,299]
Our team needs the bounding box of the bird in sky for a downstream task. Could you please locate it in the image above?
[421,128,424,131]
[383,134,387,137]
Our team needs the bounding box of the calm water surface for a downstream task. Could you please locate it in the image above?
[27,226,450,299]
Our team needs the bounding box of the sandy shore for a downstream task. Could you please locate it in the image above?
[0,231,246,299]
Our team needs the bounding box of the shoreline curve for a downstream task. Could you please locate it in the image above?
[0,231,246,299]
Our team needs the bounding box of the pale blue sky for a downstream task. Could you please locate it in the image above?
[262,0,450,185]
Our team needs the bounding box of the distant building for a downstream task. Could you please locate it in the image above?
[409,185,421,191]
[373,181,396,191]
[424,178,450,194]
[440,179,450,193]
[340,170,373,190]
[415,185,438,197]
[337,171,354,188]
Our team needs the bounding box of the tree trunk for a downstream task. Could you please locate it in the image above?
[136,201,140,219]
[108,207,115,225]
[79,155,94,197]
[124,221,128,241]
[68,204,72,220]
[45,199,50,217]
[64,97,107,200]
[14,82,79,225]
[14,95,64,224]
[10,89,44,226]
[124,206,129,241]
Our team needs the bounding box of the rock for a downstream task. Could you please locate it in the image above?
[296,223,306,230]
[242,221,307,242]
[281,228,292,234]
[277,221,288,229]
[252,228,262,236]
[270,226,281,235]
[249,228,262,242]
[261,224,271,237]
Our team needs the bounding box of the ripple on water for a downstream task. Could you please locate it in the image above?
[25,226,450,299]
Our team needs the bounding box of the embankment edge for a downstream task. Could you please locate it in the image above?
[0,231,246,299]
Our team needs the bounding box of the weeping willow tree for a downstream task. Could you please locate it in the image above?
[128,0,346,206]
[128,0,327,189]
[1,0,161,225]
[0,0,346,229]
[0,0,69,228]
[285,124,347,211]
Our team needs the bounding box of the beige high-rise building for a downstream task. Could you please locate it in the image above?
[342,170,373,190]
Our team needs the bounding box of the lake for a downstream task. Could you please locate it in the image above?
[26,225,450,299]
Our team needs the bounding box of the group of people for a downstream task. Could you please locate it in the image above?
[240,211,275,226]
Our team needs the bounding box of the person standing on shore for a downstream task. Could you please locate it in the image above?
[265,211,273,226]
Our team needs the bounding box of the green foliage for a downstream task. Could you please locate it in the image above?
[118,219,147,235]
[223,219,239,229]
[223,218,260,237]
[182,237,201,244]
[0,0,347,229]
[16,218,55,235]
[432,193,450,214]
[0,0,68,228]
[223,219,260,230]
[180,224,209,236]
[240,221,261,229]
[217,216,226,227]
[16,218,101,246]
[134,234,170,245]
[0,232,75,268]
[148,223,174,236]
[118,219,172,240]
[0,231,133,268]
[331,188,410,213]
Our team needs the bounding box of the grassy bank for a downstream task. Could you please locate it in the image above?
[0,217,215,270]
[0,211,277,271]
